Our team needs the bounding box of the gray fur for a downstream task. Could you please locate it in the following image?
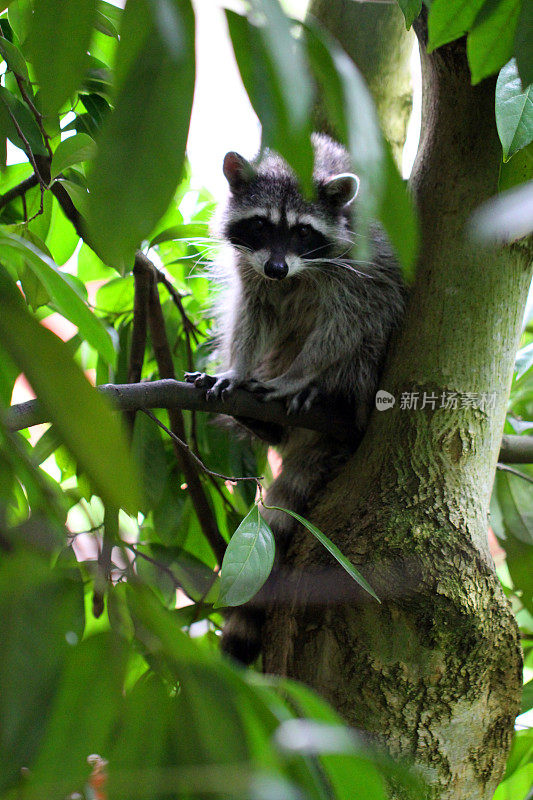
[187,134,406,664]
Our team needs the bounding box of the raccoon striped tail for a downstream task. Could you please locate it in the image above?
[221,606,265,664]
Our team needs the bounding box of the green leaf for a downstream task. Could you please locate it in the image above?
[54,177,90,217]
[0,85,47,156]
[87,0,195,268]
[467,0,521,85]
[521,678,533,714]
[267,505,380,602]
[217,505,275,607]
[0,265,141,515]
[7,0,32,44]
[499,142,533,190]
[496,59,533,160]
[94,8,119,38]
[26,0,98,115]
[378,144,419,282]
[515,0,533,87]
[427,0,487,51]
[396,0,422,29]
[515,342,533,379]
[226,4,314,195]
[50,133,97,180]
[495,471,533,615]
[131,411,168,513]
[0,233,116,365]
[0,550,85,794]
[45,196,80,266]
[32,633,128,791]
[305,21,418,276]
[0,35,28,80]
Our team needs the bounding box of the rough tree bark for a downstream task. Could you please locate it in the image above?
[262,6,532,799]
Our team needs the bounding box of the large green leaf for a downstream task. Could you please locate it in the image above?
[267,505,380,602]
[0,233,115,365]
[217,504,275,607]
[131,411,168,513]
[44,196,80,266]
[467,0,521,85]
[0,550,85,794]
[0,265,140,515]
[26,0,98,115]
[514,0,533,87]
[427,0,487,51]
[225,4,314,195]
[496,59,533,160]
[87,0,195,268]
[378,143,419,282]
[305,21,418,277]
[495,470,533,615]
[31,633,128,794]
[515,341,533,380]
[521,679,533,714]
[493,730,533,800]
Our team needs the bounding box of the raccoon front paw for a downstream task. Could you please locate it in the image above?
[287,385,320,415]
[184,371,217,390]
[242,378,273,397]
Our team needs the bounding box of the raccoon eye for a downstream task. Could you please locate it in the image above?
[294,223,314,239]
[249,216,267,231]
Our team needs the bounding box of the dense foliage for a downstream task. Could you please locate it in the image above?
[0,0,532,797]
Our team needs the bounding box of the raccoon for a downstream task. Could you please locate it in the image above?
[186,133,406,664]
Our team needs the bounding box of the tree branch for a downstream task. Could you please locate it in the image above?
[129,256,152,385]
[0,174,40,210]
[145,275,227,565]
[3,379,532,464]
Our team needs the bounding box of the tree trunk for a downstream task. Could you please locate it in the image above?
[307,0,414,164]
[262,8,531,799]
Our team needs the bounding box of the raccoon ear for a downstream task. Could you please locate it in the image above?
[223,152,256,193]
[322,173,360,208]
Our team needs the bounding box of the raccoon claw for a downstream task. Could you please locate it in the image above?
[184,371,217,390]
[287,386,320,415]
[207,378,232,400]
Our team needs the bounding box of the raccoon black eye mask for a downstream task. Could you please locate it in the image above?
[226,215,335,264]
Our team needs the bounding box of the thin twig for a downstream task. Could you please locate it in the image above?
[13,73,53,159]
[146,278,228,564]
[25,183,44,223]
[125,542,218,605]
[154,265,201,452]
[496,463,533,485]
[141,408,263,489]
[0,25,55,162]
[6,107,47,190]
[155,266,202,341]
[126,542,182,589]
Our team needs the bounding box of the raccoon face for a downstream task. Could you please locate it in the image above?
[222,149,359,281]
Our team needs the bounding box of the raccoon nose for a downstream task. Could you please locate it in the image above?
[264,259,288,280]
